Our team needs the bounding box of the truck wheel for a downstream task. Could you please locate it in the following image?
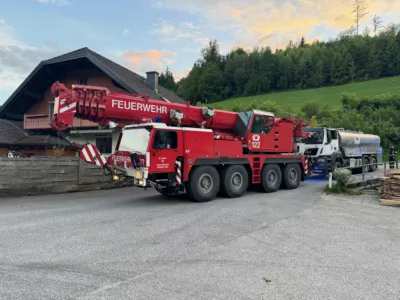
[220,165,249,198]
[281,163,301,189]
[369,156,377,172]
[189,166,220,202]
[261,164,282,193]
[333,160,342,172]
[331,161,342,179]
[363,157,370,174]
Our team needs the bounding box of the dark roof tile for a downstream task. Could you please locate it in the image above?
[0,119,27,144]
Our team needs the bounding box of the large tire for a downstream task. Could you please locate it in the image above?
[363,157,370,174]
[369,156,377,172]
[220,165,249,198]
[261,164,282,193]
[281,163,301,189]
[189,165,220,203]
[331,160,342,179]
[333,160,342,173]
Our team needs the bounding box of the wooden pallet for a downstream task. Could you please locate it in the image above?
[379,173,400,206]
[379,199,400,207]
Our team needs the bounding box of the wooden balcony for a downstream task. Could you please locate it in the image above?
[24,114,98,130]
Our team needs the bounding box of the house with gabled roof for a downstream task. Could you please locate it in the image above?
[0,47,185,157]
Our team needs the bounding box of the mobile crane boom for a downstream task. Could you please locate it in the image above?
[51,81,238,133]
[51,81,307,140]
[50,81,310,203]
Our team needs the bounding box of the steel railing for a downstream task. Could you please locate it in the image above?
[321,160,398,186]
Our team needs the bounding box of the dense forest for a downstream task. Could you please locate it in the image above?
[157,19,400,149]
[159,21,400,105]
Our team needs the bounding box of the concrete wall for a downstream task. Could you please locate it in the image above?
[0,157,132,197]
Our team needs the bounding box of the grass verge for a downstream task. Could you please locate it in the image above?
[210,76,400,112]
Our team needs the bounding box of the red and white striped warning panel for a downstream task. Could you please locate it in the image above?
[58,98,76,114]
[175,160,182,184]
[304,157,308,174]
[79,144,107,167]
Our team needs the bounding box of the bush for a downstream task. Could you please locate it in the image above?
[324,168,360,195]
[333,168,351,187]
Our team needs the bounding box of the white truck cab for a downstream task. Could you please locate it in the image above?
[299,127,382,174]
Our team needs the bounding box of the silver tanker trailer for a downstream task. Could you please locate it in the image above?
[299,127,382,175]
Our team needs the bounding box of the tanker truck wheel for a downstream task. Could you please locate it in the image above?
[369,156,378,172]
[281,163,301,189]
[333,160,342,172]
[220,165,249,198]
[331,160,342,178]
[363,157,370,174]
[189,165,220,202]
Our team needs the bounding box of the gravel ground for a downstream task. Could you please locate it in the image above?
[0,177,399,300]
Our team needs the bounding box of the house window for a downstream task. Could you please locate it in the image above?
[96,137,113,154]
[79,79,88,85]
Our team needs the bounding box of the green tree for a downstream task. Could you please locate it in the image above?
[158,66,176,91]
[198,63,223,103]
[173,22,400,104]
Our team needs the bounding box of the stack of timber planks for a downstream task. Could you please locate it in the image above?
[379,169,400,207]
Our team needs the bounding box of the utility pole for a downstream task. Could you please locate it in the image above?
[352,0,368,35]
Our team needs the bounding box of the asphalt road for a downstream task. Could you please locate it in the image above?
[0,175,399,300]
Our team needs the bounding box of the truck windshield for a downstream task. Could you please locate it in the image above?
[118,128,151,153]
[303,127,324,144]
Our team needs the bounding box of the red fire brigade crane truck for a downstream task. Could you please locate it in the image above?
[50,81,310,202]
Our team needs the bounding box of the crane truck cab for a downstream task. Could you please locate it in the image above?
[300,127,382,175]
[105,109,309,202]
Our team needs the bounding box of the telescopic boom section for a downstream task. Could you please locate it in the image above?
[50,81,238,132]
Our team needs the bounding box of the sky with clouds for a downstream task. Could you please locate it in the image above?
[0,0,399,104]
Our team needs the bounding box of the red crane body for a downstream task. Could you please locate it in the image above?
[50,81,310,202]
[51,82,238,133]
